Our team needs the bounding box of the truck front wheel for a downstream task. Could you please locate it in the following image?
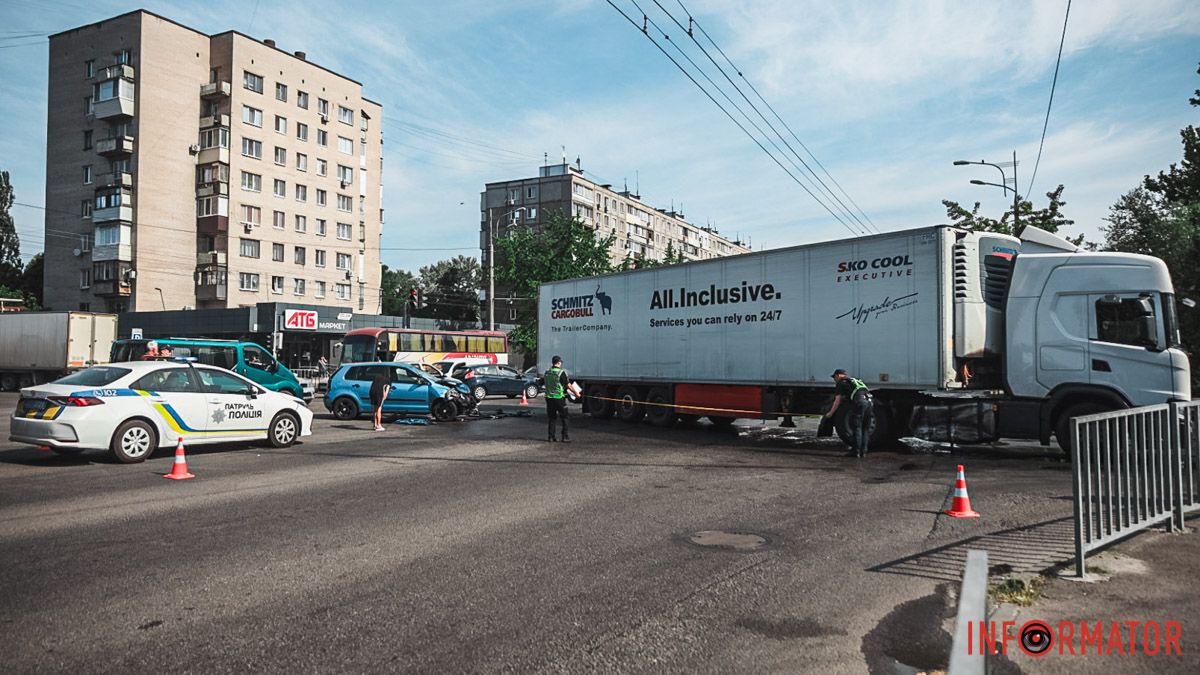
[1054,402,1110,455]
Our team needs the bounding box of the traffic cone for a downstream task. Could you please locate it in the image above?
[164,437,195,480]
[520,389,529,406]
[944,464,979,518]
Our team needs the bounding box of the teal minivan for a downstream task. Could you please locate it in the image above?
[110,338,308,400]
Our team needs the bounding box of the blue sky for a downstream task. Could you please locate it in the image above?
[1,0,1198,272]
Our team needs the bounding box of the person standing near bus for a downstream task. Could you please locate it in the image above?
[370,368,391,432]
[542,356,570,442]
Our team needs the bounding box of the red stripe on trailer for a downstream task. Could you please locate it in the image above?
[674,384,765,418]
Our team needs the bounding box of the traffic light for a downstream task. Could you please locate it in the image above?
[409,288,422,308]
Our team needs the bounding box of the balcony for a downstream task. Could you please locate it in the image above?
[196,146,229,166]
[95,171,133,189]
[94,203,133,224]
[199,113,230,128]
[196,181,229,198]
[195,263,227,302]
[200,81,231,99]
[95,135,134,157]
[92,279,131,298]
[196,251,227,266]
[94,64,134,82]
[94,95,134,120]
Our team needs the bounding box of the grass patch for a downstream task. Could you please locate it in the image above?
[989,576,1046,607]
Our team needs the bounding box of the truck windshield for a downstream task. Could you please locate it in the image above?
[1163,293,1183,348]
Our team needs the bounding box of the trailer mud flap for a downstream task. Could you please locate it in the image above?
[909,402,998,444]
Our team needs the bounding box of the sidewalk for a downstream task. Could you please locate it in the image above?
[993,521,1200,673]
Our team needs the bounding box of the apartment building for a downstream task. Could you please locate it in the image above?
[44,10,383,313]
[480,163,749,321]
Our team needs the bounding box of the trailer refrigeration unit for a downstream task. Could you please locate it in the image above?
[0,312,118,391]
[538,225,1191,450]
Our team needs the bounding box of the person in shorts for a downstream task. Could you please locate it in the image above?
[370,368,390,432]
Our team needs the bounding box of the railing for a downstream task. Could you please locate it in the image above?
[1072,401,1200,576]
[947,549,988,675]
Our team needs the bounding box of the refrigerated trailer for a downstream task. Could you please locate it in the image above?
[0,312,117,391]
[538,225,1191,450]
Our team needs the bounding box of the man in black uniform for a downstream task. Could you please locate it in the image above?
[369,367,391,432]
[825,368,874,457]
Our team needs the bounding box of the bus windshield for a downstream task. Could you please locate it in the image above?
[342,334,381,363]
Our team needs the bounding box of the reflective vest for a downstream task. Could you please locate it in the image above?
[849,378,870,399]
[544,367,566,399]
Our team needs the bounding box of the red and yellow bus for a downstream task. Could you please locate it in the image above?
[339,328,509,366]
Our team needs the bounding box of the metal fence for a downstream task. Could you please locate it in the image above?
[1072,401,1200,576]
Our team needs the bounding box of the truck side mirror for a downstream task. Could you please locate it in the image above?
[1139,315,1159,349]
[1134,295,1155,317]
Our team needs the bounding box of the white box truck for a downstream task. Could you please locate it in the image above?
[0,312,118,391]
[538,226,1191,450]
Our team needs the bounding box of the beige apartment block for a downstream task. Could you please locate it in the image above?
[44,10,383,313]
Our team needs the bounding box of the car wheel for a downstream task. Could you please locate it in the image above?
[615,385,645,423]
[332,396,359,420]
[431,399,456,422]
[473,385,488,400]
[268,412,300,448]
[110,419,158,464]
[524,384,540,400]
[645,387,676,427]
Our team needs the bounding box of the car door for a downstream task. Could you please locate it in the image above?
[388,366,430,412]
[130,367,211,442]
[238,344,277,389]
[1088,293,1177,406]
[194,366,270,440]
[495,366,524,395]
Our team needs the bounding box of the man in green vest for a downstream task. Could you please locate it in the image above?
[542,355,570,442]
[825,368,874,457]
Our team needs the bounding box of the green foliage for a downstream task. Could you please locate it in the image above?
[20,252,43,309]
[0,170,23,290]
[942,184,1079,242]
[628,240,688,269]
[496,210,617,352]
[380,264,417,316]
[413,255,480,323]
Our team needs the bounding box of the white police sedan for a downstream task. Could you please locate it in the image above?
[9,360,313,463]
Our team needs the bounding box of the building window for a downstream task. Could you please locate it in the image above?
[316,218,327,236]
[270,276,284,294]
[115,49,131,65]
[240,171,262,192]
[241,137,262,159]
[526,186,538,199]
[295,214,307,233]
[79,268,91,289]
[272,243,284,262]
[314,281,326,298]
[336,165,353,184]
[295,184,307,202]
[296,153,308,172]
[81,200,92,219]
[82,165,92,185]
[242,105,263,127]
[337,136,353,155]
[315,188,326,206]
[85,59,95,78]
[199,127,230,149]
[527,207,538,220]
[336,222,352,240]
[294,246,306,265]
[336,195,352,212]
[336,252,351,270]
[337,106,353,125]
[293,278,305,296]
[239,273,260,291]
[84,95,94,115]
[244,71,263,93]
[80,234,93,254]
[274,115,287,135]
[83,130,92,150]
[335,283,350,300]
[273,210,285,229]
[316,159,327,176]
[196,196,221,217]
[297,90,309,109]
[316,129,327,147]
[296,122,308,142]
[274,146,286,165]
[273,179,286,198]
[275,82,287,102]
[239,238,260,258]
[315,249,326,267]
[240,204,261,227]
[318,98,329,118]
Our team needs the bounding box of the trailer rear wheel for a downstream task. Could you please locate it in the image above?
[644,387,675,427]
[615,385,645,423]
[587,385,615,419]
[0,373,16,391]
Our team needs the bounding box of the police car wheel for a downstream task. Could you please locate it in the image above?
[332,397,359,420]
[110,419,157,464]
[431,399,456,422]
[268,412,299,448]
[473,385,488,400]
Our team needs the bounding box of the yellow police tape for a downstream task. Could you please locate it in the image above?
[581,394,823,419]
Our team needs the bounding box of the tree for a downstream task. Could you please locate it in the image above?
[496,210,617,353]
[20,252,43,309]
[380,264,417,317]
[626,240,688,270]
[0,170,23,290]
[413,255,481,323]
[941,184,1078,240]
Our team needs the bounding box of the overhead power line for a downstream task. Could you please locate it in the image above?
[1026,0,1071,196]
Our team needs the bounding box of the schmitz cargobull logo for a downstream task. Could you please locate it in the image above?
[551,285,612,319]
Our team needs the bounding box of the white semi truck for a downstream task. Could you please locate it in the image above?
[537,225,1191,450]
[0,311,118,391]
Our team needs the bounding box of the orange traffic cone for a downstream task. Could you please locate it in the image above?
[164,437,195,480]
[520,389,529,406]
[944,464,979,518]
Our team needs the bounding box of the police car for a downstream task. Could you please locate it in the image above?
[9,360,313,463]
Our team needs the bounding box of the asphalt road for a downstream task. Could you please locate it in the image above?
[0,393,1106,673]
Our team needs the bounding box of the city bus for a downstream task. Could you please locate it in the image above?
[339,328,509,367]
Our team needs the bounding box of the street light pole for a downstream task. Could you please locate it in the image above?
[487,204,525,331]
[953,155,1021,231]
